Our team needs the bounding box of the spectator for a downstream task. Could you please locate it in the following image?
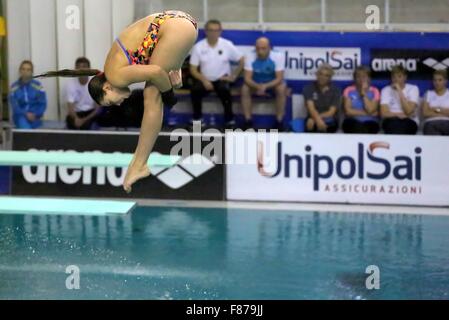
[422,70,449,135]
[241,37,287,130]
[9,60,47,129]
[342,66,380,134]
[65,57,100,130]
[380,65,419,135]
[189,19,244,128]
[303,64,341,133]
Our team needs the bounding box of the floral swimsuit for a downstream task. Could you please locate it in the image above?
[116,11,197,65]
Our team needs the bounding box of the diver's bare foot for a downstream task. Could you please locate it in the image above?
[123,163,151,193]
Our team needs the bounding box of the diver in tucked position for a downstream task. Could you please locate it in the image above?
[35,10,198,193]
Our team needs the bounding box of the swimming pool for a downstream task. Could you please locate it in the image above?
[0,204,448,300]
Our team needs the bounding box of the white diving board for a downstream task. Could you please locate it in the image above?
[0,150,178,216]
[0,197,136,216]
[0,151,180,168]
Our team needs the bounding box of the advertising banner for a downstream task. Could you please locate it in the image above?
[12,130,225,200]
[226,132,449,206]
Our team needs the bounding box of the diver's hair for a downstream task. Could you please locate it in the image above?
[88,73,108,105]
[33,68,101,79]
[33,69,107,105]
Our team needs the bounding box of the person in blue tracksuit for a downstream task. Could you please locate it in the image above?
[9,60,47,129]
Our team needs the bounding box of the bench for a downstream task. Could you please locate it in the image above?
[167,87,294,129]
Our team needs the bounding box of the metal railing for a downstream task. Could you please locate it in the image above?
[163,0,449,31]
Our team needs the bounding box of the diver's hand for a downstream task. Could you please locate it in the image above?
[123,163,151,194]
[169,70,183,89]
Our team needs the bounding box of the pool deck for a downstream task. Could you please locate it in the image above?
[135,199,449,216]
[2,196,448,216]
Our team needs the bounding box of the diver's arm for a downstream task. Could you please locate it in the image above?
[112,65,172,92]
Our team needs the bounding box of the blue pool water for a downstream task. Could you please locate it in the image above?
[0,205,448,300]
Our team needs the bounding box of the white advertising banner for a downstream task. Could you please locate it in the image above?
[226,132,449,206]
[238,46,361,81]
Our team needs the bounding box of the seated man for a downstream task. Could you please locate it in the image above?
[65,57,100,130]
[189,19,244,128]
[380,65,419,135]
[422,69,449,135]
[342,66,380,134]
[303,64,341,133]
[9,60,47,129]
[241,37,287,130]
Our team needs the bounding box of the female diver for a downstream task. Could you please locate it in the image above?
[35,10,198,193]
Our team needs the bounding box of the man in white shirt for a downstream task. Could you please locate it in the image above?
[241,37,287,130]
[380,65,420,135]
[65,57,100,130]
[422,69,449,135]
[189,19,244,128]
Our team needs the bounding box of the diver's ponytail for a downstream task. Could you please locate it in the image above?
[33,68,101,79]
[33,68,107,105]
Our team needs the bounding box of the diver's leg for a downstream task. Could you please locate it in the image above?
[123,84,161,193]
[123,19,197,192]
[151,18,198,72]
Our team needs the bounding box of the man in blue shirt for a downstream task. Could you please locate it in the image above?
[241,37,287,130]
[9,60,47,129]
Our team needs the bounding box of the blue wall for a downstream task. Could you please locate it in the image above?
[200,30,449,95]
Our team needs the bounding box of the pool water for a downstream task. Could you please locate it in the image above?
[0,206,448,300]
